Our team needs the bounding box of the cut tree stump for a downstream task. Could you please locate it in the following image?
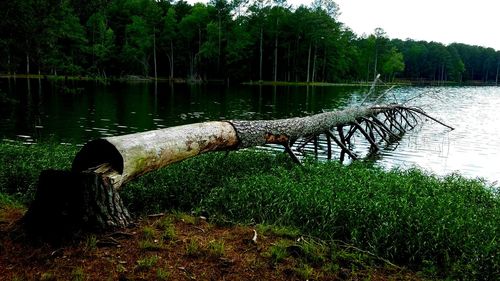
[23,104,453,238]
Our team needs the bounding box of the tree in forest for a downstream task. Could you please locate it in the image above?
[225,17,254,81]
[87,12,115,77]
[161,8,178,79]
[122,16,152,76]
[311,0,339,18]
[43,0,88,75]
[178,3,210,79]
[209,0,233,77]
[382,47,405,81]
[371,27,388,80]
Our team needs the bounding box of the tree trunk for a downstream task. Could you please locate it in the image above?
[496,62,499,86]
[26,52,30,75]
[273,18,279,82]
[306,42,312,83]
[312,43,317,82]
[169,40,174,79]
[322,48,327,82]
[259,26,263,81]
[218,14,222,73]
[71,105,452,190]
[25,104,453,236]
[153,32,157,80]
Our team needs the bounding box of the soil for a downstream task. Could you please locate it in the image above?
[0,207,423,281]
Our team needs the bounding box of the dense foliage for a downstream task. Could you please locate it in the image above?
[1,142,499,279]
[1,0,499,83]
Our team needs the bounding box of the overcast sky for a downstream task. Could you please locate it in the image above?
[297,0,500,50]
[187,0,500,51]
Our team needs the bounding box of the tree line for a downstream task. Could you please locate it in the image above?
[1,0,499,84]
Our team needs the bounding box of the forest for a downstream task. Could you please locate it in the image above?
[1,0,499,84]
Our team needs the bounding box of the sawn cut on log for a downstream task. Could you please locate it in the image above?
[23,103,453,239]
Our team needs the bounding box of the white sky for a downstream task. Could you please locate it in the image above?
[187,0,500,51]
[304,0,500,51]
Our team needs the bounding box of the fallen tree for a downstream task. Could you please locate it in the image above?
[23,103,453,239]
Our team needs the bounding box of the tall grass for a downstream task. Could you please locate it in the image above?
[1,141,499,279]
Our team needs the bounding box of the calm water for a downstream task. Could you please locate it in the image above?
[1,78,499,186]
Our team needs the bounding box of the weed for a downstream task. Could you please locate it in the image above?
[84,235,97,253]
[156,268,170,280]
[296,239,327,265]
[71,267,84,281]
[256,224,300,239]
[263,240,290,264]
[173,212,196,225]
[158,217,176,241]
[185,239,202,257]
[116,264,127,273]
[142,226,156,240]
[136,255,159,271]
[39,272,56,281]
[294,263,315,280]
[207,239,225,258]
[139,240,164,251]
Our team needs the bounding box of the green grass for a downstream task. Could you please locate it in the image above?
[0,141,78,203]
[136,255,159,271]
[263,240,291,264]
[185,239,202,257]
[207,239,226,258]
[1,141,499,279]
[71,267,85,281]
[157,217,176,241]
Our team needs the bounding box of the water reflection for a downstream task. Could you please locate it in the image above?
[0,79,499,185]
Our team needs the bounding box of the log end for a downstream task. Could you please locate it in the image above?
[72,139,123,174]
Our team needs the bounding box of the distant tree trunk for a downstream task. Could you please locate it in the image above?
[218,14,221,73]
[166,40,174,79]
[294,36,300,82]
[496,62,499,86]
[366,60,371,82]
[259,26,263,81]
[287,43,291,82]
[7,53,11,75]
[321,48,327,82]
[273,18,279,82]
[312,43,318,82]
[153,32,157,80]
[306,42,312,83]
[26,52,30,75]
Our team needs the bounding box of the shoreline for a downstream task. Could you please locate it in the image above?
[1,74,498,87]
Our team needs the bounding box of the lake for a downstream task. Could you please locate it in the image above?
[1,78,499,186]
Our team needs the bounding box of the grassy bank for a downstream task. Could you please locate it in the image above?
[1,141,499,279]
